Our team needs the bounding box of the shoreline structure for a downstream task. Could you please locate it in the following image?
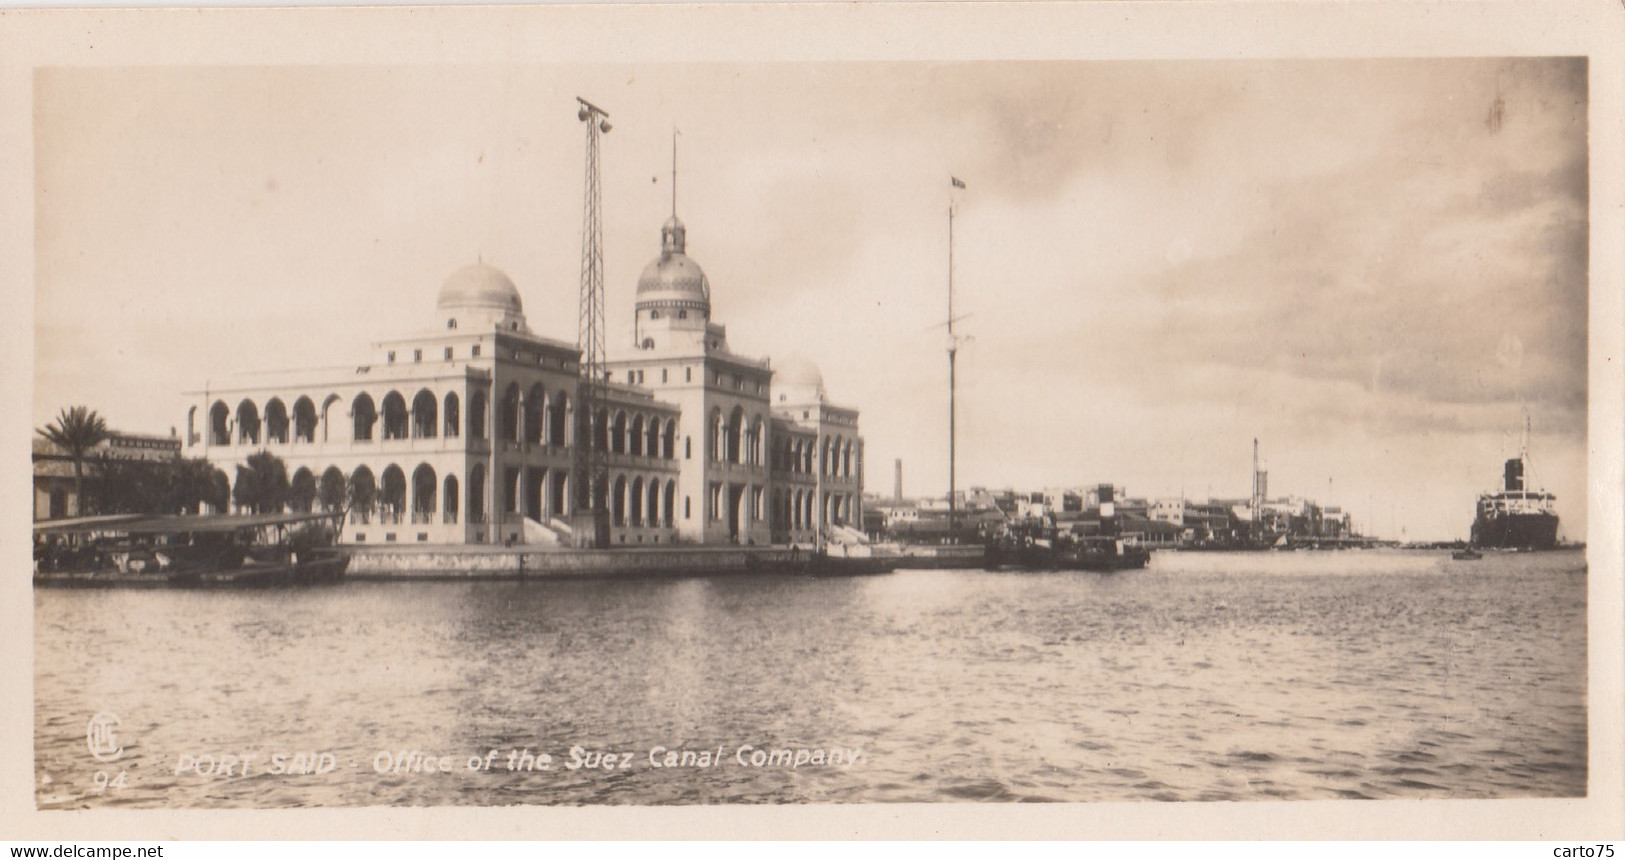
[341,543,984,579]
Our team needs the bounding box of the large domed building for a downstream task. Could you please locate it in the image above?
[184,204,862,549]
[609,213,864,546]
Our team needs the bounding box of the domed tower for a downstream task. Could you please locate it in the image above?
[631,216,715,351]
[437,263,529,333]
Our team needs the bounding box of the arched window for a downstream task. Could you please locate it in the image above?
[727,407,744,464]
[412,464,437,523]
[444,392,460,439]
[293,397,317,443]
[498,384,520,442]
[630,477,644,526]
[549,391,569,446]
[611,411,628,455]
[468,464,486,525]
[647,416,661,458]
[318,466,346,513]
[381,392,409,440]
[350,466,377,523]
[289,468,316,512]
[630,415,645,457]
[594,408,609,452]
[525,384,546,445]
[210,401,231,446]
[412,390,438,439]
[665,482,676,527]
[380,465,406,523]
[648,479,661,528]
[236,400,261,445]
[469,389,488,440]
[443,474,460,524]
[352,393,377,442]
[708,408,722,461]
[612,476,627,526]
[264,398,289,444]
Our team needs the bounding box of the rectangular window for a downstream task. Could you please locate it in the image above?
[638,370,645,384]
[661,368,669,383]
[708,483,721,520]
[753,488,764,522]
[685,367,692,382]
[685,496,691,519]
[472,344,482,357]
[628,371,636,384]
[413,349,422,363]
[444,347,454,360]
[387,351,396,363]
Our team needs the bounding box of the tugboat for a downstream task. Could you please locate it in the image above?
[1470,412,1559,551]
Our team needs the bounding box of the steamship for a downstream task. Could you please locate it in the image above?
[1470,415,1559,550]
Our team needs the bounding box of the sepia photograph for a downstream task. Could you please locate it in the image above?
[4,0,1622,843]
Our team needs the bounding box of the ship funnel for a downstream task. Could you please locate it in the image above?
[1503,458,1524,492]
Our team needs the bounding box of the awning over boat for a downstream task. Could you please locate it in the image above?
[33,511,340,536]
[29,513,147,534]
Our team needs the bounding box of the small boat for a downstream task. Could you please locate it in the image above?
[33,511,349,588]
[1451,548,1483,561]
[786,545,899,577]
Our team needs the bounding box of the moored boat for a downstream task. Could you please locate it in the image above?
[33,511,348,587]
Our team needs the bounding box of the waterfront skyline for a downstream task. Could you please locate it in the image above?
[32,59,1588,541]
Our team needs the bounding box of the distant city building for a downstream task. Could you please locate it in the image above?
[33,429,181,520]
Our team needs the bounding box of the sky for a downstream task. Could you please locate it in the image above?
[31,58,1589,541]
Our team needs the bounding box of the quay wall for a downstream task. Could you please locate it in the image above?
[343,545,803,580]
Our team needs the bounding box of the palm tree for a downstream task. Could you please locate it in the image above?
[37,406,109,517]
[233,451,290,514]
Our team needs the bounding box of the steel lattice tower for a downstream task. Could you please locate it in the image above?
[574,97,611,547]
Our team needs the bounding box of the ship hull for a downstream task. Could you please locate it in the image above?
[1471,512,1559,550]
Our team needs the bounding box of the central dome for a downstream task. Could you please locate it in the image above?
[635,216,711,310]
[438,263,522,314]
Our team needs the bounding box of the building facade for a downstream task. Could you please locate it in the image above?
[186,215,863,548]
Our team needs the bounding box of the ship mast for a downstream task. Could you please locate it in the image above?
[948,195,957,536]
[946,176,966,538]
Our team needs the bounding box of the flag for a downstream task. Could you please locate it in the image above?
[950,176,966,189]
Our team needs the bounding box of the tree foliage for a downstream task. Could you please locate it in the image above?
[232,450,290,514]
[86,455,229,516]
[317,469,349,513]
[37,406,109,515]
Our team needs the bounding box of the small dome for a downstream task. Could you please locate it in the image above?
[438,263,522,314]
[774,354,825,401]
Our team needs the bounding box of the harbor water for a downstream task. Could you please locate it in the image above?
[34,549,1587,807]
